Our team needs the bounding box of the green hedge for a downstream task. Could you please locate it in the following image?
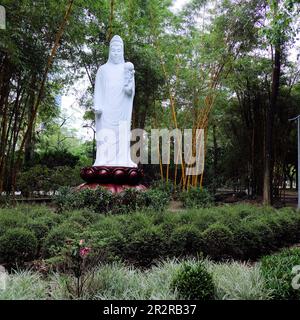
[53,187,170,214]
[16,165,83,196]
[1,204,300,267]
[79,205,300,266]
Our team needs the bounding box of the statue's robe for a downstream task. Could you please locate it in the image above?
[93,61,136,167]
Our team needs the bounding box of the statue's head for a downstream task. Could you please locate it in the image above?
[109,35,124,64]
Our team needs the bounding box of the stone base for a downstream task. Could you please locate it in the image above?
[77,183,147,194]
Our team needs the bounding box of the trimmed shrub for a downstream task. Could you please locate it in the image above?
[2,203,300,266]
[42,223,82,257]
[33,214,62,229]
[27,220,50,242]
[117,189,141,213]
[169,224,203,256]
[260,248,300,300]
[171,261,215,300]
[113,225,165,267]
[180,187,213,208]
[54,186,170,214]
[0,214,24,235]
[66,211,93,227]
[233,220,275,259]
[140,188,170,212]
[0,228,38,265]
[201,224,234,259]
[17,165,83,197]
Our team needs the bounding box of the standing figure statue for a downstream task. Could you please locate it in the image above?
[93,35,137,167]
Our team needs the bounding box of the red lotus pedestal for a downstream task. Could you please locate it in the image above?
[77,166,146,193]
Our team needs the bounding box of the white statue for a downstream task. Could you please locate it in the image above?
[93,35,137,167]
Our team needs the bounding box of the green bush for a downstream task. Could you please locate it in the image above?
[1,203,300,266]
[54,186,170,214]
[42,223,82,257]
[27,220,50,242]
[180,187,213,208]
[33,214,62,229]
[17,165,52,196]
[152,180,180,199]
[112,224,164,267]
[0,213,25,234]
[17,165,83,197]
[0,228,38,265]
[66,211,94,227]
[83,206,300,264]
[169,224,203,256]
[201,223,234,260]
[54,187,116,213]
[260,248,300,300]
[171,261,215,300]
[140,188,170,212]
[117,188,170,213]
[116,189,141,214]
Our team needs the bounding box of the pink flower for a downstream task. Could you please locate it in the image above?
[79,247,91,258]
[79,239,84,246]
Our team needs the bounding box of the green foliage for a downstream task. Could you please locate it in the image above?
[36,149,80,168]
[54,186,170,214]
[201,224,234,260]
[260,248,300,300]
[0,271,49,300]
[169,224,203,256]
[115,225,165,267]
[53,187,114,213]
[27,221,50,242]
[171,261,215,300]
[1,204,300,267]
[152,180,181,199]
[233,207,300,259]
[17,165,83,196]
[0,228,38,265]
[207,261,272,300]
[180,187,213,208]
[0,258,283,300]
[42,223,82,258]
[137,188,170,212]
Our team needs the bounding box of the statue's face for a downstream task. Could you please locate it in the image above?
[110,44,123,64]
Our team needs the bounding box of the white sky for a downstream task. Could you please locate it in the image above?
[61,0,300,141]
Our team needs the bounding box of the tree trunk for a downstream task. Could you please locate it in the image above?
[263,42,281,205]
[212,123,218,194]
